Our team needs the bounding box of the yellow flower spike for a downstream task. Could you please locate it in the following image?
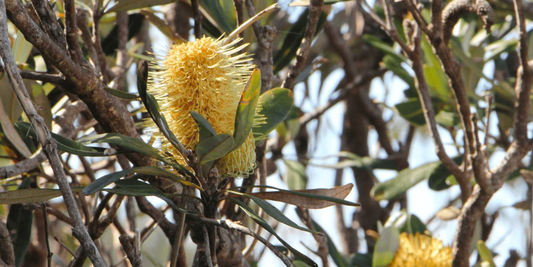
[389,233,453,267]
[148,36,256,177]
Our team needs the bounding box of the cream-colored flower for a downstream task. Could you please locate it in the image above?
[148,36,256,177]
[389,233,452,267]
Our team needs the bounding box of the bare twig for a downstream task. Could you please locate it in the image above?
[64,0,88,66]
[170,213,186,267]
[282,0,324,89]
[41,204,53,267]
[0,1,105,265]
[0,148,46,179]
[119,234,142,267]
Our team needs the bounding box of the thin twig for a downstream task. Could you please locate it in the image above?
[282,0,323,89]
[0,2,105,265]
[41,203,53,267]
[170,213,186,267]
[0,148,47,179]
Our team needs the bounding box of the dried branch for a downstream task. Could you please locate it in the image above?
[281,0,324,89]
[0,148,46,179]
[63,0,87,66]
[0,1,105,265]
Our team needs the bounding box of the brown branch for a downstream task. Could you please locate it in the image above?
[30,0,67,52]
[135,196,176,243]
[512,0,532,144]
[192,217,294,267]
[0,148,46,179]
[0,218,14,266]
[281,0,324,89]
[0,1,105,265]
[191,0,202,38]
[63,0,87,66]
[244,0,276,92]
[409,27,468,201]
[119,234,142,267]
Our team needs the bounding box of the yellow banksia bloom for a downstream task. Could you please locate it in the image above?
[148,36,256,177]
[389,233,452,267]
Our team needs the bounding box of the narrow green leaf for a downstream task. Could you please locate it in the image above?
[198,0,237,34]
[104,87,139,100]
[137,61,188,156]
[83,169,133,195]
[228,190,318,234]
[231,199,318,267]
[233,69,261,151]
[399,214,427,235]
[253,88,294,140]
[0,188,84,204]
[372,227,400,267]
[190,111,216,141]
[395,98,426,126]
[106,179,194,214]
[428,155,464,191]
[132,166,201,190]
[196,133,234,165]
[372,160,444,201]
[15,122,108,157]
[91,133,162,159]
[351,253,373,267]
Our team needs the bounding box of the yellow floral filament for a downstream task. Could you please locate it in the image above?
[148,36,256,177]
[389,233,453,267]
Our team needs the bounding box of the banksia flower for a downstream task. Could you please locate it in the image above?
[389,233,452,267]
[148,36,256,177]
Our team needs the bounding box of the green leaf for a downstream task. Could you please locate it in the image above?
[15,122,108,157]
[398,214,427,235]
[363,34,407,62]
[228,190,318,234]
[351,253,373,267]
[83,169,133,195]
[233,69,261,151]
[198,0,237,34]
[477,240,496,267]
[231,199,318,267]
[253,88,294,140]
[196,133,234,165]
[427,155,464,191]
[91,133,162,159]
[190,111,216,141]
[308,152,398,170]
[283,159,307,190]
[372,159,454,201]
[105,179,193,214]
[395,98,426,126]
[106,0,175,13]
[372,227,400,267]
[83,166,200,195]
[485,39,518,62]
[104,87,139,100]
[137,61,188,157]
[0,188,84,204]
